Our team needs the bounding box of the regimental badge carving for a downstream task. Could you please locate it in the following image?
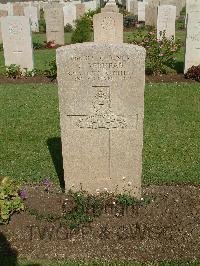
[77,90,127,129]
[101,17,115,30]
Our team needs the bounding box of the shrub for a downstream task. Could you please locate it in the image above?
[44,58,57,80]
[0,177,25,224]
[64,23,73,32]
[123,15,138,28]
[5,64,22,78]
[33,40,43,50]
[176,16,185,30]
[185,65,200,82]
[71,15,92,44]
[131,31,181,75]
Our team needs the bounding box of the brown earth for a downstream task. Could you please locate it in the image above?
[0,74,198,85]
[0,185,200,262]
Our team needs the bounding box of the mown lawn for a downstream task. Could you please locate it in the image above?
[0,83,199,186]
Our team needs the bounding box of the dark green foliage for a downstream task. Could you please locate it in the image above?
[44,58,57,80]
[64,23,73,33]
[71,16,92,44]
[39,10,46,33]
[0,43,3,52]
[33,41,43,50]
[176,16,185,30]
[123,15,138,28]
[185,65,200,82]
[5,64,22,78]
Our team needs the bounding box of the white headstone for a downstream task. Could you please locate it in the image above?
[63,3,76,26]
[24,6,39,32]
[1,16,34,70]
[157,5,176,40]
[184,12,200,72]
[138,1,146,22]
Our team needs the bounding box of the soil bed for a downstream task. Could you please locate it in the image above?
[0,74,197,84]
[0,185,200,262]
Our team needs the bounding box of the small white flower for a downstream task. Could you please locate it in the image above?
[141,197,144,201]
[116,213,119,217]
[113,201,116,205]
[128,181,132,186]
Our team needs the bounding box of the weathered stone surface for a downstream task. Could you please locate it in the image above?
[157,5,176,40]
[44,3,64,45]
[186,0,200,14]
[56,43,145,199]
[138,1,146,21]
[184,12,200,72]
[84,0,97,11]
[93,12,123,43]
[145,4,157,27]
[76,3,85,20]
[24,6,39,32]
[1,16,34,70]
[13,3,24,16]
[159,0,181,17]
[0,10,8,44]
[63,3,76,26]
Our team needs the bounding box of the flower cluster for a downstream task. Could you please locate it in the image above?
[133,31,181,74]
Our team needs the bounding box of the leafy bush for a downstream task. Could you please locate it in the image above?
[132,31,181,75]
[176,16,185,30]
[71,16,92,43]
[64,23,73,32]
[5,64,22,78]
[0,177,25,224]
[33,41,43,50]
[44,58,57,80]
[185,65,200,82]
[123,15,138,28]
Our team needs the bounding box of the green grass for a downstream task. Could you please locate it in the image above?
[0,83,199,186]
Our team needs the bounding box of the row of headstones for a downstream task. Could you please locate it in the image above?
[0,0,199,72]
[0,0,98,35]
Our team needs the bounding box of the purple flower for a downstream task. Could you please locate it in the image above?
[18,190,26,200]
[43,178,52,187]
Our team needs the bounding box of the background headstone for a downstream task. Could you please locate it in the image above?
[1,16,34,70]
[145,4,157,27]
[76,3,85,20]
[0,10,8,44]
[13,3,24,16]
[93,12,123,43]
[56,43,146,199]
[157,5,176,40]
[138,1,146,22]
[184,12,200,72]
[45,3,64,45]
[63,3,76,26]
[24,6,39,32]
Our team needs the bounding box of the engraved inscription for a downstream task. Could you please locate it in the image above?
[77,89,127,129]
[101,17,115,30]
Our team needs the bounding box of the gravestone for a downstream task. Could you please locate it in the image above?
[63,3,76,26]
[145,4,157,26]
[13,3,24,16]
[0,3,13,16]
[138,1,146,22]
[44,3,64,45]
[24,6,39,32]
[184,12,200,72]
[186,0,200,14]
[56,43,145,198]
[84,1,97,11]
[157,5,176,40]
[76,3,85,20]
[159,0,181,17]
[1,16,34,70]
[93,12,123,43]
[0,10,8,43]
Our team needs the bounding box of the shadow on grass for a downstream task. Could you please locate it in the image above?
[0,232,17,266]
[47,137,65,191]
